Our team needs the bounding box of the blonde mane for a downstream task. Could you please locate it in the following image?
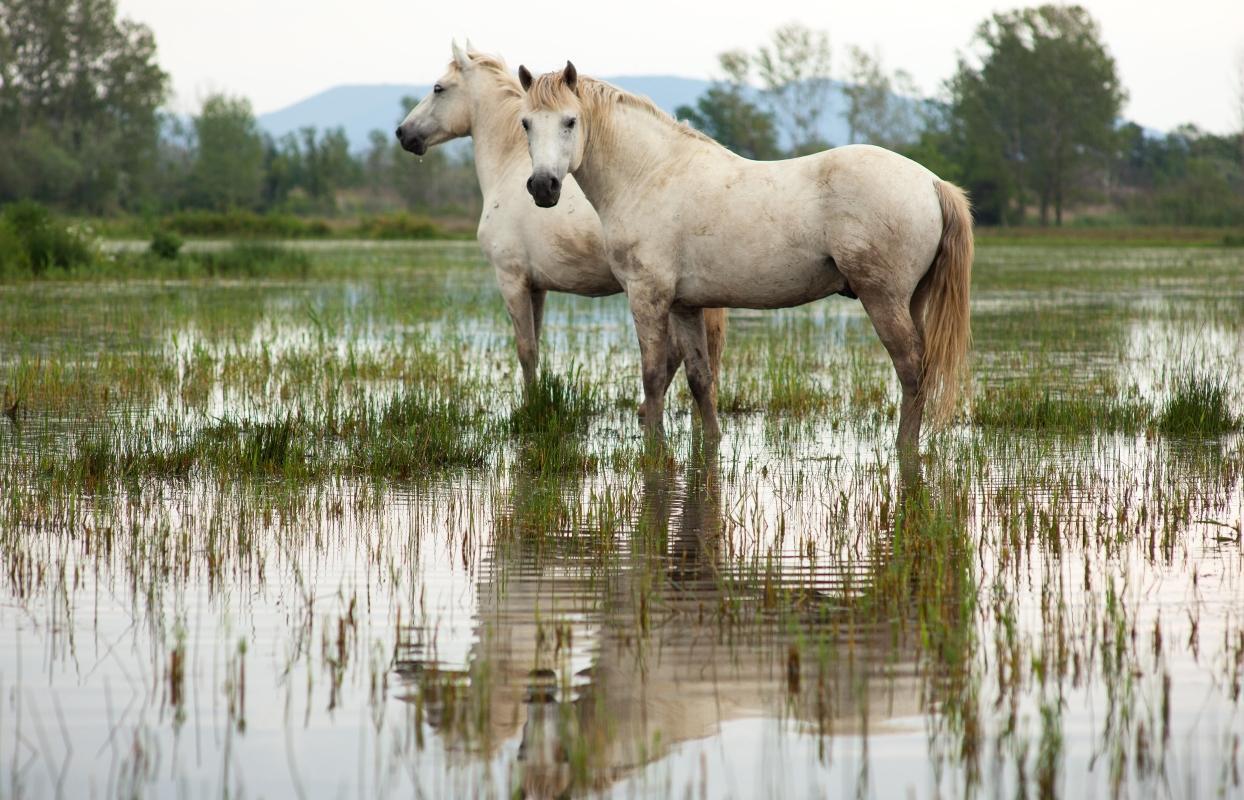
[525,72,718,148]
[451,51,526,152]
[449,51,523,98]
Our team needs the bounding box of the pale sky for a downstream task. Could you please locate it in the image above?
[118,0,1244,134]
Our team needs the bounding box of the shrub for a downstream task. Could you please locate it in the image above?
[0,200,95,275]
[193,242,311,277]
[162,210,330,238]
[150,229,183,260]
[351,212,444,240]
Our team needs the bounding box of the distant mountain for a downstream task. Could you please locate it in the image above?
[257,75,855,152]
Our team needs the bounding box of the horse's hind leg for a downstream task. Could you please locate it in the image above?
[858,292,925,452]
[703,308,728,407]
[670,307,721,439]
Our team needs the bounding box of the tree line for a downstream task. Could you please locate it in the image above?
[2,1,1241,227]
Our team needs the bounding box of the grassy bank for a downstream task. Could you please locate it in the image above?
[976,224,1244,247]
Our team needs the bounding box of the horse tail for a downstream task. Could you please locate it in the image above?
[703,307,728,405]
[919,180,974,429]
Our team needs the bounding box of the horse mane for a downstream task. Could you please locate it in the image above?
[448,50,525,152]
[448,51,523,99]
[525,72,718,148]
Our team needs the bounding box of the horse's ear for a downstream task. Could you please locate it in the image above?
[563,61,578,93]
[518,65,534,92]
[451,40,470,70]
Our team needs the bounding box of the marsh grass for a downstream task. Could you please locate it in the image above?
[41,385,490,487]
[350,387,490,473]
[973,382,1152,433]
[191,242,312,278]
[719,350,834,415]
[1158,371,1239,436]
[508,368,602,475]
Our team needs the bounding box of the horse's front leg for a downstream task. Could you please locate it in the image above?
[670,306,721,439]
[627,283,675,437]
[497,272,538,388]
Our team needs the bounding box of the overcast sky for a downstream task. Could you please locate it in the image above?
[118,0,1243,134]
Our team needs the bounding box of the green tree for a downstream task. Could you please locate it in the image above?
[0,0,168,210]
[676,51,781,160]
[950,5,1125,225]
[187,94,265,210]
[754,23,834,154]
[297,127,360,206]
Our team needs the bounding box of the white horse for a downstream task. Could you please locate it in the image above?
[517,62,973,449]
[395,44,726,407]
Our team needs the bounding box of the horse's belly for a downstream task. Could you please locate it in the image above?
[537,266,621,297]
[679,257,846,310]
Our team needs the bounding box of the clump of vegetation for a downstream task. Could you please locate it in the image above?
[350,388,490,474]
[0,201,95,276]
[161,210,331,238]
[149,229,183,260]
[509,369,600,437]
[719,353,834,416]
[509,369,601,475]
[350,212,446,240]
[973,382,1152,433]
[1157,371,1239,436]
[194,243,311,277]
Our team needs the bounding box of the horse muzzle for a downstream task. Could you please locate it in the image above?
[395,126,427,156]
[526,174,562,208]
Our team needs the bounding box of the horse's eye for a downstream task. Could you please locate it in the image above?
[521,119,530,131]
[433,84,444,94]
[565,117,576,129]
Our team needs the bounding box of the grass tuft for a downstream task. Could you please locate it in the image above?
[1158,371,1239,436]
[973,382,1151,433]
[508,369,601,475]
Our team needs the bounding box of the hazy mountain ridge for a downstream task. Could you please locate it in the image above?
[257,76,856,152]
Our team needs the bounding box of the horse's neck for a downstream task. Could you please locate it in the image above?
[574,104,698,219]
[469,86,525,196]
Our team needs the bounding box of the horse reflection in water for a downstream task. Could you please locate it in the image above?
[395,445,930,795]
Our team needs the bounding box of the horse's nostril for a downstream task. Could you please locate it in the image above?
[526,178,535,195]
[549,177,561,192]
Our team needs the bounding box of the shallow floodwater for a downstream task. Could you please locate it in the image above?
[1,243,1242,798]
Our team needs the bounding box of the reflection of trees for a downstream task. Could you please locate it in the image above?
[395,444,977,795]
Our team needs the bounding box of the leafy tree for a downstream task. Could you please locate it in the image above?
[676,51,781,160]
[842,46,922,151]
[0,0,168,210]
[297,127,360,205]
[950,5,1125,225]
[187,94,265,210]
[1116,125,1244,226]
[754,23,834,154]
